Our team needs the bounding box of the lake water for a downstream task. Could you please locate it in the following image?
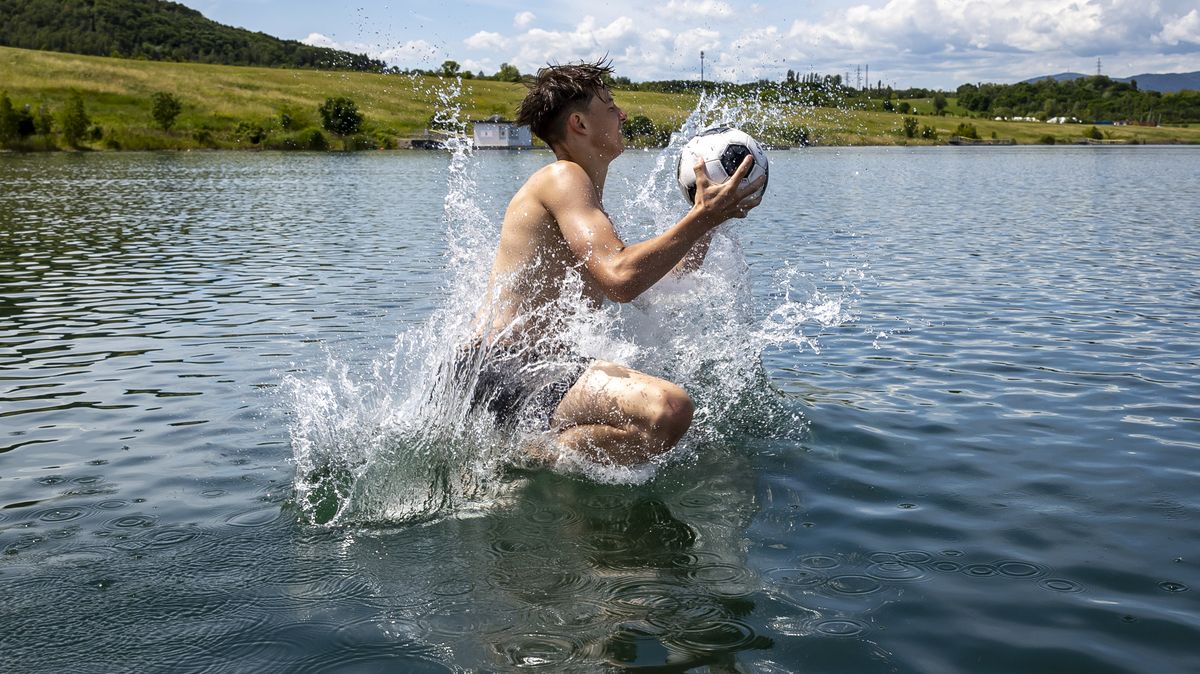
[2,147,1198,673]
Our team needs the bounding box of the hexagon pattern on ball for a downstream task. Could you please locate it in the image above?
[676,126,769,204]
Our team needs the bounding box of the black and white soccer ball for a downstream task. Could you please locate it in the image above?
[676,126,769,205]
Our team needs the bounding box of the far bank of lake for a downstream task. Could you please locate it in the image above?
[3,45,1200,153]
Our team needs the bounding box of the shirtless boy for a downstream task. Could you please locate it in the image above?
[463,59,764,466]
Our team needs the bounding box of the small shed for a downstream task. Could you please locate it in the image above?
[472,115,532,149]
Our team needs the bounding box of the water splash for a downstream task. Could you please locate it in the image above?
[287,84,861,526]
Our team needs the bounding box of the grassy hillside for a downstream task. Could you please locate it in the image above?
[2,45,1198,151]
[0,45,698,150]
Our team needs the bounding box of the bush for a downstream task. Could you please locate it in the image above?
[953,122,979,139]
[898,101,911,114]
[1085,125,1103,140]
[766,124,810,147]
[318,97,363,137]
[0,92,18,145]
[151,92,183,131]
[59,91,90,147]
[348,134,378,151]
[14,105,35,138]
[622,114,655,139]
[302,128,328,150]
[34,104,53,136]
[192,129,215,147]
[87,125,103,141]
[901,116,919,138]
[1038,134,1056,144]
[372,131,396,149]
[920,124,937,139]
[234,121,267,145]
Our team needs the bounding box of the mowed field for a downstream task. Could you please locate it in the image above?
[3,45,1199,149]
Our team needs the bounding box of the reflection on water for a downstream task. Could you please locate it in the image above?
[351,446,766,672]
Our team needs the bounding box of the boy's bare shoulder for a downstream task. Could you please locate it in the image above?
[525,161,587,189]
[522,161,592,207]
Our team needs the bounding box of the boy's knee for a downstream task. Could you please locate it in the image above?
[647,383,694,447]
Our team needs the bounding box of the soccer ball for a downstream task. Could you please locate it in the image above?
[676,126,769,205]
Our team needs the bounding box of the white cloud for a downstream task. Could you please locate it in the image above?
[673,27,721,63]
[465,31,508,50]
[657,0,734,19]
[1156,9,1200,46]
[513,16,639,70]
[303,0,1200,88]
[300,32,337,49]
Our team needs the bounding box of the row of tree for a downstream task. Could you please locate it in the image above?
[416,60,1200,126]
[956,76,1199,123]
[400,60,524,82]
[0,0,385,71]
[0,89,371,151]
[0,91,92,148]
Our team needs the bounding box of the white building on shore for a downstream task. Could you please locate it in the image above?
[472,115,532,149]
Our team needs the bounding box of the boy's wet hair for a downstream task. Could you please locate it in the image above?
[516,57,615,148]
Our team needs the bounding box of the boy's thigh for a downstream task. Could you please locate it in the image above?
[550,360,686,429]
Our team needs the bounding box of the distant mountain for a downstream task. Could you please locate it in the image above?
[1023,72,1089,84]
[1125,71,1200,94]
[0,0,385,72]
[1022,71,1200,93]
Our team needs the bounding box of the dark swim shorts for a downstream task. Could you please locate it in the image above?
[455,340,591,428]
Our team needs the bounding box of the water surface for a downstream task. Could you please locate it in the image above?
[2,147,1198,673]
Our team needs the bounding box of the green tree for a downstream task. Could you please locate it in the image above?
[898,101,911,114]
[235,121,266,144]
[318,97,364,147]
[59,90,90,147]
[1085,125,1103,140]
[901,116,919,138]
[440,60,460,77]
[14,105,35,138]
[934,92,948,115]
[622,114,655,140]
[882,99,895,112]
[495,63,521,82]
[35,103,53,136]
[0,92,18,145]
[151,92,182,131]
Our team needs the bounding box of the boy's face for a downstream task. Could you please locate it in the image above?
[583,88,627,159]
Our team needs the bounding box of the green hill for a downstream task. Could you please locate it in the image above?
[0,0,384,71]
[0,45,700,151]
[2,45,1198,152]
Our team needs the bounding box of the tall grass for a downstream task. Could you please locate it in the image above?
[3,45,1198,150]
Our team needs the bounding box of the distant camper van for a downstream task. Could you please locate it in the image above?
[472,115,532,149]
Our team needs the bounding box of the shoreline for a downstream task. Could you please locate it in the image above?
[4,46,1200,153]
[5,139,1199,155]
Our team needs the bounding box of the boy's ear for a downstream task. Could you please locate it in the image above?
[567,111,586,134]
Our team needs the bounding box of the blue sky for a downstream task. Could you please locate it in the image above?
[180,1,1200,89]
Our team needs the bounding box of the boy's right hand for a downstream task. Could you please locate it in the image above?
[691,155,766,227]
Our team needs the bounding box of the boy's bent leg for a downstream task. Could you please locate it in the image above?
[547,361,694,466]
